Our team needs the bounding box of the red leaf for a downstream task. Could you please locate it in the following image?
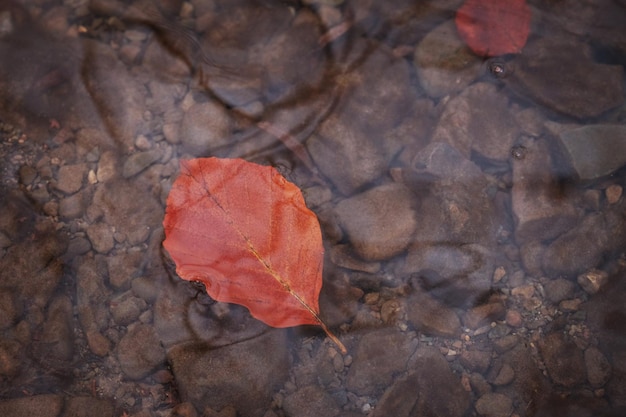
[163,157,345,353]
[455,0,531,57]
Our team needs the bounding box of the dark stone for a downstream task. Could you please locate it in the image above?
[117,324,166,380]
[63,397,114,417]
[542,212,608,277]
[282,385,340,417]
[0,395,63,417]
[405,291,461,338]
[511,137,579,244]
[430,82,520,162]
[122,149,163,178]
[539,332,586,387]
[475,393,513,417]
[334,183,417,261]
[543,278,576,304]
[346,327,417,396]
[371,347,469,417]
[169,330,290,417]
[557,125,626,180]
[503,37,624,119]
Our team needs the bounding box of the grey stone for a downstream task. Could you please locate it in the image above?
[543,278,576,304]
[55,163,86,194]
[111,292,147,326]
[511,137,579,244]
[308,47,413,195]
[0,395,63,417]
[475,393,513,417]
[414,20,482,98]
[122,149,162,178]
[503,37,624,119]
[282,385,340,417]
[106,251,143,290]
[558,125,626,180]
[346,327,417,395]
[76,256,112,356]
[180,101,231,155]
[117,324,166,380]
[334,183,417,261]
[542,212,608,277]
[539,332,586,387]
[169,330,289,417]
[406,291,461,338]
[371,347,469,417]
[403,243,495,307]
[58,192,85,219]
[86,222,115,254]
[430,82,520,161]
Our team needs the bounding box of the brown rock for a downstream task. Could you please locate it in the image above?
[511,137,579,244]
[406,291,461,338]
[0,395,63,417]
[585,346,611,388]
[346,327,417,395]
[55,163,86,194]
[539,332,586,387]
[475,392,513,417]
[371,347,470,417]
[169,330,289,417]
[334,183,417,261]
[282,385,340,417]
[117,324,166,380]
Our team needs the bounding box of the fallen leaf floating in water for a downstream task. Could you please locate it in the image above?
[163,157,346,354]
[455,0,531,57]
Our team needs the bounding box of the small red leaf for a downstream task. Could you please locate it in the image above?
[455,0,531,57]
[163,157,345,353]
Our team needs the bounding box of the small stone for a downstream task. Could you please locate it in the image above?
[544,278,576,304]
[55,163,87,194]
[122,149,162,178]
[493,363,515,386]
[58,193,84,219]
[577,269,609,294]
[406,292,461,338]
[463,302,505,330]
[585,346,611,387]
[511,284,535,299]
[117,324,166,380]
[282,385,339,417]
[334,183,417,261]
[539,332,586,387]
[0,290,19,330]
[86,222,115,253]
[19,165,37,185]
[459,349,492,374]
[605,184,623,204]
[505,310,523,328]
[493,266,506,283]
[558,125,626,179]
[475,393,513,417]
[97,151,118,183]
[559,298,582,311]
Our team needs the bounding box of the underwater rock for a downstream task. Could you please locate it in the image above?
[371,347,469,417]
[334,183,417,261]
[502,37,624,119]
[511,137,579,244]
[168,330,289,417]
[414,20,482,99]
[557,124,626,180]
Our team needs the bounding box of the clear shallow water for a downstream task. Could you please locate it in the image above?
[1,0,626,416]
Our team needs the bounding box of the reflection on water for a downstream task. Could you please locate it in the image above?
[1,0,626,416]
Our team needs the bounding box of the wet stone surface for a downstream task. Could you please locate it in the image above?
[0,0,626,416]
